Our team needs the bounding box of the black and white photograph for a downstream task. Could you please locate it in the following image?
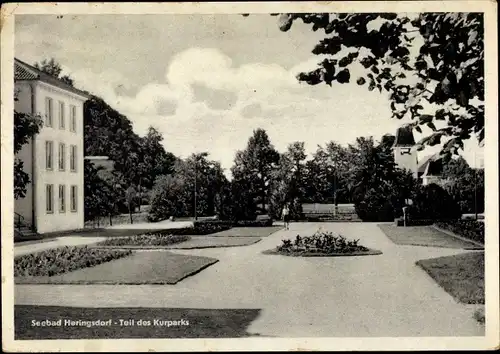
[1,1,498,352]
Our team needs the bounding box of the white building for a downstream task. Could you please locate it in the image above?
[14,58,90,234]
[393,125,419,179]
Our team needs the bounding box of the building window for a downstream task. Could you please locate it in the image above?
[70,185,77,212]
[59,185,66,213]
[45,97,53,127]
[70,145,77,172]
[59,101,65,129]
[70,105,77,132]
[46,184,54,213]
[58,143,66,170]
[45,141,53,170]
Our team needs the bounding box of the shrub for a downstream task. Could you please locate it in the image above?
[98,233,190,246]
[355,187,396,222]
[192,220,233,234]
[394,218,435,226]
[148,175,189,222]
[14,246,132,277]
[277,230,369,254]
[435,220,484,244]
[410,183,462,221]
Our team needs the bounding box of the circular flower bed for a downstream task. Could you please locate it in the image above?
[263,231,382,257]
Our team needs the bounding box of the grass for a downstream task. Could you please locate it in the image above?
[164,236,262,249]
[93,236,262,250]
[209,226,282,237]
[96,234,190,246]
[378,224,483,249]
[15,305,261,339]
[416,252,484,304]
[15,251,218,285]
[14,246,132,277]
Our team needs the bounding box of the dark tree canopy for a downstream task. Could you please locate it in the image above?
[14,91,43,199]
[34,58,74,86]
[273,13,484,159]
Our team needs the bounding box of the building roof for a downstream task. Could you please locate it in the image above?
[419,153,443,177]
[393,125,416,147]
[417,154,434,174]
[14,58,91,100]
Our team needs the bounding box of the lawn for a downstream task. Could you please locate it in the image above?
[209,226,282,237]
[15,251,218,285]
[165,236,262,249]
[378,224,483,249]
[416,251,485,304]
[15,305,261,339]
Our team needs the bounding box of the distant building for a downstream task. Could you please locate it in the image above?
[392,125,418,179]
[392,125,447,185]
[14,58,90,234]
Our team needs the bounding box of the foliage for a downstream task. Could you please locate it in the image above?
[83,160,123,221]
[192,220,233,234]
[269,142,307,220]
[231,128,280,215]
[441,156,484,214]
[348,136,418,221]
[409,183,462,220]
[98,234,190,246]
[277,230,369,254]
[435,219,484,244]
[13,90,43,199]
[34,58,74,86]
[14,246,132,277]
[274,13,484,159]
[148,174,189,222]
[148,153,231,222]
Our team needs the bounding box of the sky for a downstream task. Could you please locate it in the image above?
[15,14,484,176]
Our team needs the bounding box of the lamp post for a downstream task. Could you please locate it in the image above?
[327,156,338,217]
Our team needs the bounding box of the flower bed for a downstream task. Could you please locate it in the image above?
[97,233,190,247]
[14,246,132,277]
[263,231,382,257]
[435,220,484,244]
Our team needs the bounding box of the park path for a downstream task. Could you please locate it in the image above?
[15,222,483,337]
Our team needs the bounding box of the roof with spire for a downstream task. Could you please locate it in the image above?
[14,58,90,99]
[393,125,416,147]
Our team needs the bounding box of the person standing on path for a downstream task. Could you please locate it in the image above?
[282,204,290,230]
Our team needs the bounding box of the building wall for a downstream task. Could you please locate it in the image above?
[394,146,418,178]
[32,82,86,233]
[14,82,34,224]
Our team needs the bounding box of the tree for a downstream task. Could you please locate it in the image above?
[441,156,484,214]
[14,90,43,199]
[140,126,176,189]
[273,13,484,159]
[83,160,119,222]
[231,128,280,214]
[148,152,230,221]
[346,136,417,221]
[34,58,74,86]
[269,142,307,219]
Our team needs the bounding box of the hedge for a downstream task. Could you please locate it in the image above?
[435,220,485,244]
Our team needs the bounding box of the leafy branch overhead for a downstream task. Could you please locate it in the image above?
[273,13,484,158]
